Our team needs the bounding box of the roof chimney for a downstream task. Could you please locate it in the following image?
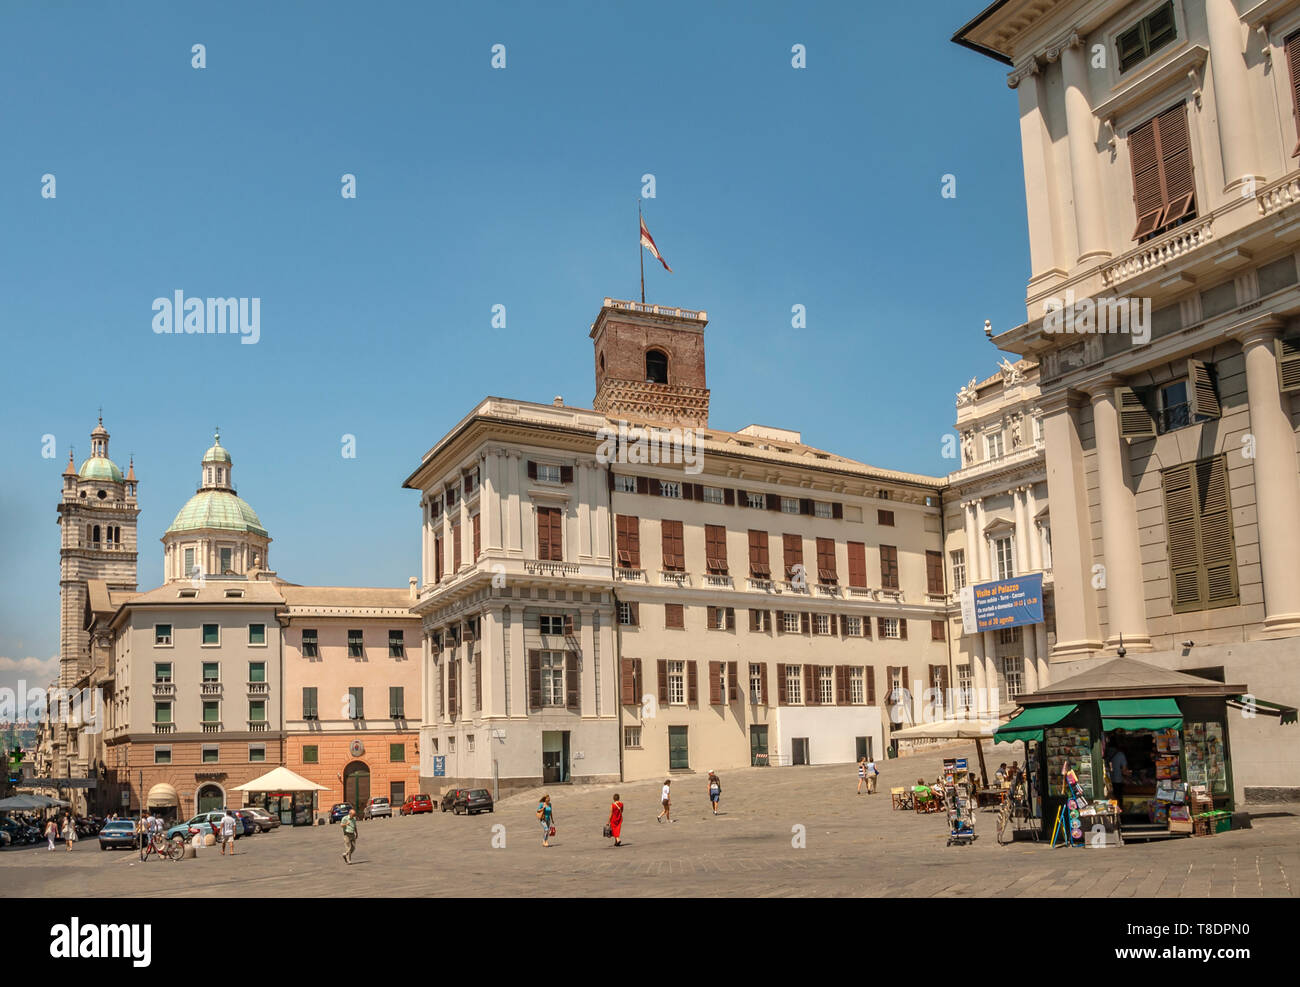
[553,396,564,407]
[409,576,418,601]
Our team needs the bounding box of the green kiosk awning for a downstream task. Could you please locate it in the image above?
[994,703,1078,744]
[1099,698,1183,731]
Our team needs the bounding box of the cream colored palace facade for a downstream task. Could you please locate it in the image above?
[954,0,1300,797]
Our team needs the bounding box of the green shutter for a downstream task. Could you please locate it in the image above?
[1197,457,1238,606]
[1117,385,1156,438]
[1276,337,1300,393]
[1164,457,1238,614]
[1186,359,1220,419]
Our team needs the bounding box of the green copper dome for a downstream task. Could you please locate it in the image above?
[78,457,124,483]
[165,490,268,537]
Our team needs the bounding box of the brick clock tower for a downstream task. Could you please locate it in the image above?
[590,298,710,428]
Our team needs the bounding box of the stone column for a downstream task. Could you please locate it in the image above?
[1058,34,1110,263]
[482,450,502,553]
[580,608,597,717]
[1013,487,1030,576]
[1041,390,1103,655]
[983,631,1000,714]
[1205,0,1260,193]
[1026,484,1044,571]
[1021,621,1040,695]
[1237,321,1300,633]
[1012,60,1063,279]
[974,499,991,581]
[1034,624,1051,688]
[1088,382,1151,650]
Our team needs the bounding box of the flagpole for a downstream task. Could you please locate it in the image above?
[638,199,645,304]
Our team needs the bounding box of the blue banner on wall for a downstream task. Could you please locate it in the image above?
[967,573,1044,633]
[432,756,445,778]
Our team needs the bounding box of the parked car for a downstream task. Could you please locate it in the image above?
[438,790,467,813]
[0,818,35,845]
[98,819,141,851]
[241,806,279,831]
[451,788,495,815]
[228,809,256,837]
[364,797,392,819]
[166,811,225,842]
[329,803,354,824]
[401,793,433,815]
[0,828,10,847]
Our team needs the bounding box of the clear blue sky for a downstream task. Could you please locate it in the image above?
[0,0,1028,676]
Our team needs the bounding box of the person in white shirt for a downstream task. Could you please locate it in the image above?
[219,811,237,856]
[656,779,673,823]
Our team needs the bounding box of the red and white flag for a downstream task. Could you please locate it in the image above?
[640,216,672,273]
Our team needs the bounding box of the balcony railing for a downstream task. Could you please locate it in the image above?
[152,722,175,734]
[247,721,269,732]
[815,583,840,597]
[703,573,733,588]
[659,570,690,586]
[200,683,222,697]
[201,722,222,733]
[152,682,175,697]
[247,682,270,695]
[1100,214,1214,288]
[782,580,810,595]
[747,577,776,592]
[615,567,646,582]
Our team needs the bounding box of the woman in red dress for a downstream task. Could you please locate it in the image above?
[609,794,624,847]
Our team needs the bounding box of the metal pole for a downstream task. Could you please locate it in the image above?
[638,199,645,304]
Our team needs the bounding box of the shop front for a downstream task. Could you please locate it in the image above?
[995,658,1294,843]
[232,765,329,827]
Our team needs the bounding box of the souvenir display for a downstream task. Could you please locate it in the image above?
[1045,726,1094,798]
[1184,722,1227,795]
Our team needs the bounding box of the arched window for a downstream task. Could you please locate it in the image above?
[599,352,606,375]
[92,525,100,544]
[645,348,668,384]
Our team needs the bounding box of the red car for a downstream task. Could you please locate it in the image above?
[400,794,433,815]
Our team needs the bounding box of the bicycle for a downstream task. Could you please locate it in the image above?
[139,829,185,862]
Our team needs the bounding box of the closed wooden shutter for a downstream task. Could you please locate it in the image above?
[800,612,810,634]
[1198,457,1238,606]
[900,619,908,641]
[926,550,944,594]
[637,476,649,495]
[621,658,637,705]
[616,515,641,567]
[847,541,867,587]
[760,663,769,706]
[709,662,722,705]
[1129,115,1164,237]
[932,619,946,641]
[705,524,728,573]
[627,602,639,626]
[452,521,462,571]
[866,666,876,705]
[527,461,538,480]
[1117,385,1157,438]
[804,664,818,706]
[880,545,899,589]
[565,652,579,709]
[835,665,848,706]
[725,607,736,630]
[661,519,685,571]
[800,498,813,515]
[527,651,541,711]
[472,514,481,559]
[736,488,747,506]
[766,493,780,512]
[687,661,698,704]
[776,663,787,705]
[475,657,482,711]
[832,502,843,519]
[435,535,444,581]
[657,659,669,703]
[829,613,837,635]
[1165,462,1205,612]
[724,488,735,506]
[748,530,770,576]
[727,661,738,701]
[1288,31,1300,155]
[816,537,837,584]
[783,533,803,578]
[1275,336,1300,392]
[560,465,573,484]
[448,660,458,718]
[1187,359,1221,419]
[665,603,684,629]
[682,481,694,500]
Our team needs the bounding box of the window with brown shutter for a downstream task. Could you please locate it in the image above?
[816,537,837,584]
[452,521,462,571]
[776,663,788,705]
[636,476,650,495]
[435,535,444,582]
[616,515,641,568]
[760,663,769,705]
[766,494,781,512]
[537,507,563,561]
[800,612,810,635]
[783,534,803,579]
[931,619,946,641]
[878,509,895,526]
[705,524,728,574]
[621,658,637,705]
[661,519,685,571]
[448,660,459,718]
[472,514,481,560]
[665,603,685,629]
[748,529,770,577]
[727,661,738,701]
[475,657,482,711]
[1127,102,1196,240]
[657,659,669,703]
[565,652,579,709]
[1163,455,1239,613]
[527,461,537,481]
[832,502,843,519]
[527,651,542,711]
[866,666,876,705]
[724,488,735,506]
[835,665,848,706]
[804,664,818,706]
[847,541,867,588]
[709,662,722,705]
[560,465,573,484]
[900,619,908,641]
[926,550,944,594]
[880,545,899,589]
[687,661,698,704]
[1287,31,1300,156]
[749,608,770,632]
